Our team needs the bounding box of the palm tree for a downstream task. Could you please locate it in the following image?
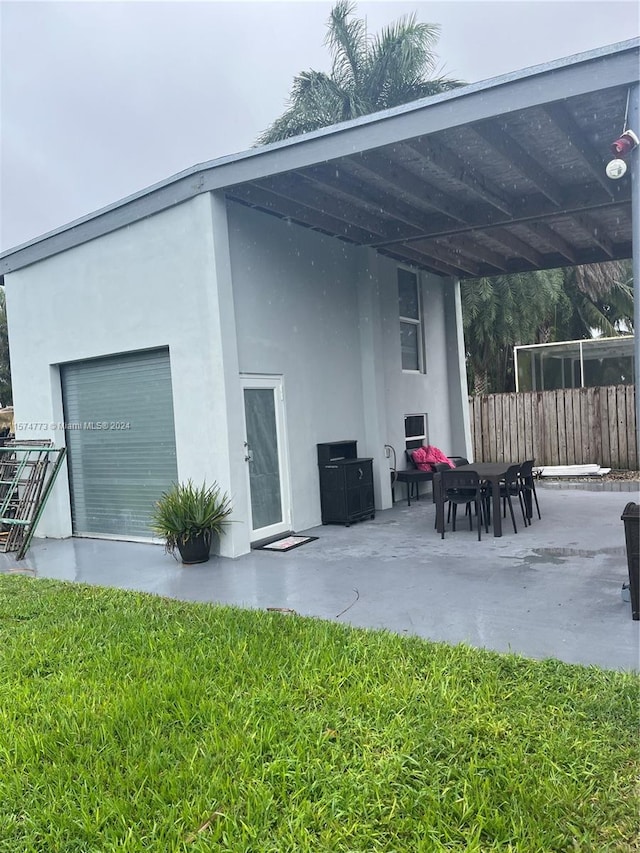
[461,270,567,395]
[257,1,463,145]
[554,261,634,341]
[462,262,633,395]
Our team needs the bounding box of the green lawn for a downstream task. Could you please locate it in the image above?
[0,576,638,852]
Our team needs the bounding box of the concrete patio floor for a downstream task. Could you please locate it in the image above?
[2,484,638,671]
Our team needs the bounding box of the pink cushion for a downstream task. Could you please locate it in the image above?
[412,445,456,471]
[411,447,433,472]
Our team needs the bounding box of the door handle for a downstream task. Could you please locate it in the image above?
[244,442,253,463]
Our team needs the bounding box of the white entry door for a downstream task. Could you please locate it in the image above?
[241,375,291,542]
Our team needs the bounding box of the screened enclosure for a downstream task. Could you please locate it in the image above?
[514,336,635,392]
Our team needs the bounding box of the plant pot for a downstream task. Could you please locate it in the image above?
[176,531,212,565]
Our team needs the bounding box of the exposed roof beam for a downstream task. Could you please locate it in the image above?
[472,121,565,205]
[571,213,615,257]
[410,239,482,276]
[254,173,423,239]
[400,139,515,216]
[300,163,457,233]
[227,184,382,243]
[369,184,630,247]
[524,221,579,263]
[386,244,461,277]
[542,102,615,196]
[484,227,546,267]
[445,234,509,271]
[350,150,471,223]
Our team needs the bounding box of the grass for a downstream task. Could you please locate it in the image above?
[0,576,638,852]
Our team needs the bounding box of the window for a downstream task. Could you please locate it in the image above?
[405,413,428,450]
[398,267,424,372]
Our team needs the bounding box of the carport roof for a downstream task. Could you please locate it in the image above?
[1,38,638,279]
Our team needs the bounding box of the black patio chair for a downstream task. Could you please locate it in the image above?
[519,459,542,520]
[439,468,487,541]
[484,464,528,534]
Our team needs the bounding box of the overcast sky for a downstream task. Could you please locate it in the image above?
[1,0,639,252]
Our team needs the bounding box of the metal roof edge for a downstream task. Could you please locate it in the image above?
[2,37,638,276]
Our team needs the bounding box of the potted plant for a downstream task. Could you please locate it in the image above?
[151,480,233,564]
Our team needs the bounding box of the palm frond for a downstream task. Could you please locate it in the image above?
[257,2,459,144]
[255,70,346,145]
[325,0,369,90]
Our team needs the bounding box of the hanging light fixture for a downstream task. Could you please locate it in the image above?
[610,128,639,157]
[606,89,638,181]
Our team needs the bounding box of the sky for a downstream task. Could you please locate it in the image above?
[1,0,639,252]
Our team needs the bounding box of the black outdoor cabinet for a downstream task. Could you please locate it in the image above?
[317,441,375,526]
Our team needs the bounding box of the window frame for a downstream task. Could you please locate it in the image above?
[404,413,428,451]
[398,266,425,373]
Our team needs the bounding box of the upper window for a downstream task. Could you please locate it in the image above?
[398,268,424,372]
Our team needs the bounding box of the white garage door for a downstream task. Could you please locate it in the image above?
[61,348,178,538]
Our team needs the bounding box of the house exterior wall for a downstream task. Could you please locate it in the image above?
[227,203,466,531]
[4,194,248,557]
[4,194,469,557]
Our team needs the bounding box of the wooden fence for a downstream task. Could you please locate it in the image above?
[469,385,638,470]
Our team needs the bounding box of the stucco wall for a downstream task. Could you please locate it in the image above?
[227,203,461,528]
[4,193,468,553]
[4,194,241,547]
[227,203,366,533]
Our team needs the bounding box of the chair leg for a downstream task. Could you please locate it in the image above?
[475,499,482,540]
[532,483,541,519]
[517,489,529,527]
[467,503,473,531]
[452,504,457,532]
[505,493,518,534]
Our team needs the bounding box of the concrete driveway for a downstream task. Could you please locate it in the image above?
[2,484,638,671]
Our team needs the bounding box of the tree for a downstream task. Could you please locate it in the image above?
[461,261,634,395]
[551,261,633,341]
[0,289,12,407]
[257,1,462,145]
[461,270,567,395]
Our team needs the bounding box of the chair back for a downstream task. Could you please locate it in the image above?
[502,464,521,486]
[405,449,417,469]
[440,468,481,496]
[519,459,535,482]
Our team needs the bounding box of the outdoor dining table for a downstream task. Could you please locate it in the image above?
[434,461,521,538]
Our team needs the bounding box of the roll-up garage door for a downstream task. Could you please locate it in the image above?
[61,348,178,538]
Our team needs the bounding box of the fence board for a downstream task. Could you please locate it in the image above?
[573,390,584,464]
[468,384,636,469]
[523,393,533,461]
[618,386,628,469]
[494,395,504,462]
[580,389,591,465]
[508,394,515,460]
[607,386,619,468]
[627,387,638,470]
[556,391,567,465]
[599,387,611,467]
[563,391,574,463]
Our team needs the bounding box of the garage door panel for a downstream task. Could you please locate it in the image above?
[61,348,178,538]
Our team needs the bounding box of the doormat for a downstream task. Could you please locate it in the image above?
[254,535,318,552]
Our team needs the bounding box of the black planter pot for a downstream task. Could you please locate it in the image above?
[176,530,212,565]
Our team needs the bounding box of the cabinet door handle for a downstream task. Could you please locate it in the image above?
[358,467,363,480]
